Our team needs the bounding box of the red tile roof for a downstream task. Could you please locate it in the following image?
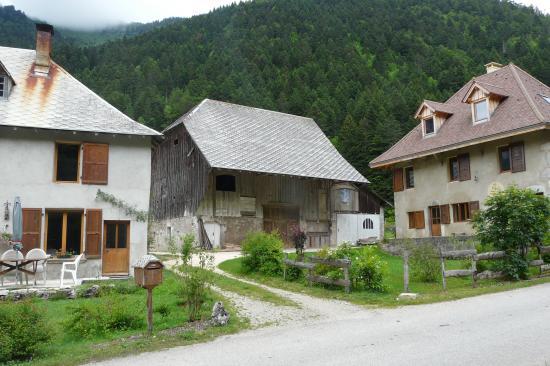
[370,64,550,168]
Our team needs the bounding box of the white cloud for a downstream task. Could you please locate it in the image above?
[0,0,547,30]
[1,0,246,29]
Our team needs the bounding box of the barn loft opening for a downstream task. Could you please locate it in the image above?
[216,174,236,192]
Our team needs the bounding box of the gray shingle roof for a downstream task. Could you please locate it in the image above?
[0,46,160,136]
[166,99,368,183]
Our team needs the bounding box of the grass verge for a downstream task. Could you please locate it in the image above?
[12,271,248,366]
[218,247,550,307]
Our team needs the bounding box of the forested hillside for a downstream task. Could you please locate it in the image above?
[1,0,549,200]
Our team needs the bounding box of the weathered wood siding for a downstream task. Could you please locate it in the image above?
[197,170,331,221]
[150,125,210,220]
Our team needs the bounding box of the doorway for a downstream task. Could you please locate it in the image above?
[102,221,130,275]
[45,210,83,256]
[429,206,442,237]
[263,205,299,247]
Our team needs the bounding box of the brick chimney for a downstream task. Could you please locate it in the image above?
[34,23,54,75]
[484,61,503,74]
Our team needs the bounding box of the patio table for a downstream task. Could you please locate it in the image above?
[0,256,51,285]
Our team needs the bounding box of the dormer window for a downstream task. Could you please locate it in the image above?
[473,99,489,123]
[424,117,435,135]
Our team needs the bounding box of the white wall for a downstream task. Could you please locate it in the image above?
[0,127,152,273]
[393,130,549,238]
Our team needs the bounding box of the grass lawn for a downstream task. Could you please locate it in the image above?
[218,247,550,307]
[10,270,248,366]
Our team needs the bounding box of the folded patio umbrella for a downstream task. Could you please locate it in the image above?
[12,197,22,245]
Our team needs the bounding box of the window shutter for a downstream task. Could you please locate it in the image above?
[510,142,525,173]
[82,143,109,184]
[414,211,425,229]
[452,204,458,222]
[22,208,42,254]
[458,153,471,181]
[85,209,102,256]
[440,204,451,224]
[408,212,416,229]
[469,201,480,217]
[393,168,404,192]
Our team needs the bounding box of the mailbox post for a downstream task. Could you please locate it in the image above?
[133,255,164,336]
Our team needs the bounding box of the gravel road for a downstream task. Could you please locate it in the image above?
[89,276,550,366]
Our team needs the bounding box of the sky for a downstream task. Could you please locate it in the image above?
[1,0,548,30]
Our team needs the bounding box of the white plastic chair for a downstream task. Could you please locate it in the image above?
[25,248,49,286]
[60,253,84,287]
[1,249,24,286]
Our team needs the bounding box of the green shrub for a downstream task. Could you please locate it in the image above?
[181,233,196,266]
[241,231,284,275]
[155,303,171,318]
[314,244,388,292]
[180,266,212,321]
[285,266,303,281]
[65,297,144,338]
[473,186,550,280]
[0,302,52,363]
[408,243,440,283]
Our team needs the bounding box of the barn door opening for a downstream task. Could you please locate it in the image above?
[429,206,442,237]
[263,205,299,247]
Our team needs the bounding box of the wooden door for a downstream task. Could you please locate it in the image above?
[263,205,299,247]
[102,221,130,275]
[22,208,42,254]
[429,206,442,237]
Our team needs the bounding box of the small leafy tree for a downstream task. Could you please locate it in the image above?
[473,186,550,280]
[180,233,196,266]
[408,242,440,283]
[180,249,214,321]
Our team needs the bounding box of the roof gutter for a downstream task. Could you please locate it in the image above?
[370,122,549,169]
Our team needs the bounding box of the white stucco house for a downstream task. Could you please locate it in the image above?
[0,24,160,277]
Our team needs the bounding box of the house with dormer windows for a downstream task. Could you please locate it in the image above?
[0,24,160,277]
[370,62,550,239]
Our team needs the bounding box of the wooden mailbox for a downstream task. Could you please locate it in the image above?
[134,255,164,289]
[133,255,164,335]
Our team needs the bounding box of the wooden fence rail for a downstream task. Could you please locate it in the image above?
[283,254,351,293]
[403,245,550,291]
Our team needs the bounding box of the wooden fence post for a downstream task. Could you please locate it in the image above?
[403,250,410,293]
[439,248,447,291]
[343,257,350,293]
[283,253,287,280]
[471,254,477,288]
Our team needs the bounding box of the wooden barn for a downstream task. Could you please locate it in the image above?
[149,99,384,250]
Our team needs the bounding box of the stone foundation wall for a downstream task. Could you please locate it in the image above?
[381,236,477,256]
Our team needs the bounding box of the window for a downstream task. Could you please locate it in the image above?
[405,167,414,189]
[46,211,83,256]
[407,211,425,229]
[452,202,470,222]
[449,154,470,181]
[216,174,236,192]
[0,76,5,98]
[55,143,80,182]
[105,221,129,249]
[449,157,459,181]
[424,117,435,135]
[339,189,352,204]
[499,146,511,172]
[473,99,489,122]
[363,218,374,230]
[541,95,550,104]
[499,142,525,173]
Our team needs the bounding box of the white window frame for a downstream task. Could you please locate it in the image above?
[472,98,489,124]
[423,116,436,137]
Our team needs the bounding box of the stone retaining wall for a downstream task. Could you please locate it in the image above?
[381,236,477,256]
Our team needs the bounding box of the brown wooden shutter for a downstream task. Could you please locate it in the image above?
[510,142,525,173]
[393,168,404,192]
[469,201,480,217]
[85,209,102,256]
[414,211,425,229]
[22,208,42,254]
[458,153,471,181]
[408,212,416,229]
[452,204,458,222]
[440,204,451,224]
[82,143,109,184]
